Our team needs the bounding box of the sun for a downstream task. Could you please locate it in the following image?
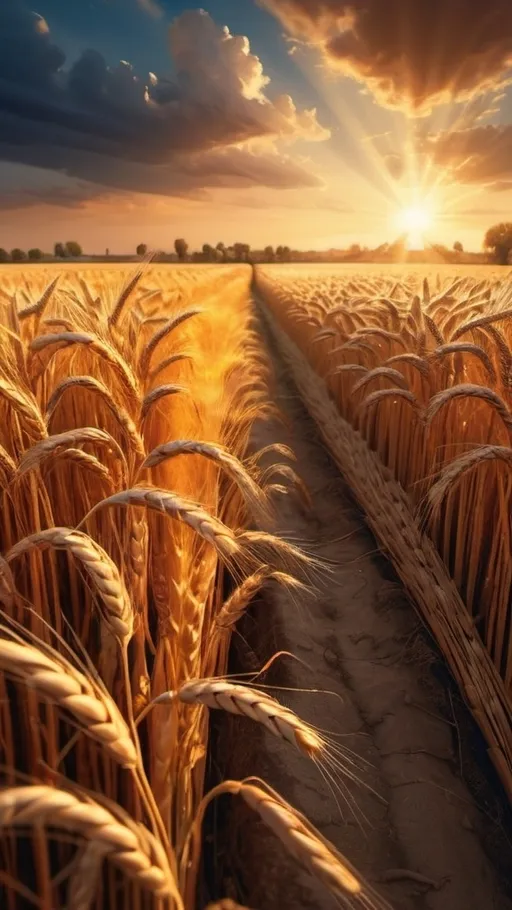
[395,203,435,250]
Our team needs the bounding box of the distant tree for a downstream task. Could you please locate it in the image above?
[484,223,512,265]
[174,238,188,261]
[216,241,228,262]
[282,245,291,262]
[276,245,284,261]
[263,245,274,262]
[0,249,9,263]
[65,241,82,258]
[136,243,148,257]
[348,243,361,257]
[233,242,244,262]
[241,243,251,262]
[11,248,26,262]
[54,242,66,258]
[453,241,463,253]
[202,243,216,262]
[28,248,43,261]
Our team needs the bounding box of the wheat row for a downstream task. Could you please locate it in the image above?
[256,265,512,799]
[0,264,390,910]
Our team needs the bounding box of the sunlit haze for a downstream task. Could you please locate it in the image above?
[1,2,512,253]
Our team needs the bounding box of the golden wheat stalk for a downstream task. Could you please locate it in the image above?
[0,555,15,610]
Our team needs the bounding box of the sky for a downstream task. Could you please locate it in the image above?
[2,0,512,253]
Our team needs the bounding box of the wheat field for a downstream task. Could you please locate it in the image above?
[0,263,393,910]
[256,263,512,800]
[2,258,511,908]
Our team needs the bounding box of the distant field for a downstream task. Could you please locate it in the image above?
[259,262,512,279]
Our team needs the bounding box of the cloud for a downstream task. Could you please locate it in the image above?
[0,143,323,213]
[136,0,164,18]
[422,124,512,187]
[261,1,512,113]
[0,3,330,203]
[0,6,65,85]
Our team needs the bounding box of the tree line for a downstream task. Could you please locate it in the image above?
[2,225,512,265]
[136,241,293,263]
[0,241,83,263]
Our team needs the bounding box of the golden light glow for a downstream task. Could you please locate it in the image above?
[395,203,435,249]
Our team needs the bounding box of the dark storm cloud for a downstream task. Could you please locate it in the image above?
[0,4,329,200]
[0,183,99,212]
[0,6,64,85]
[262,1,512,113]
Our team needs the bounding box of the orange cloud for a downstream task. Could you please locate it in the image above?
[262,1,512,113]
[423,124,512,186]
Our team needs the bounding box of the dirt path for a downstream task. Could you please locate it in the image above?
[212,316,512,910]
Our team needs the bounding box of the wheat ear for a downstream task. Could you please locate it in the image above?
[216,571,305,629]
[139,309,201,378]
[6,528,133,643]
[427,445,512,512]
[143,440,269,521]
[0,632,137,767]
[239,781,390,908]
[205,902,253,910]
[46,375,145,457]
[149,353,192,383]
[0,786,177,900]
[16,428,128,481]
[0,377,47,440]
[140,384,185,421]
[17,277,59,320]
[351,367,410,394]
[426,384,512,430]
[29,332,140,401]
[81,487,239,560]
[153,680,323,758]
[109,268,144,328]
[429,342,496,383]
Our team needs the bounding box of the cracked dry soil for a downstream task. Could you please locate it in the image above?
[206,321,512,910]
